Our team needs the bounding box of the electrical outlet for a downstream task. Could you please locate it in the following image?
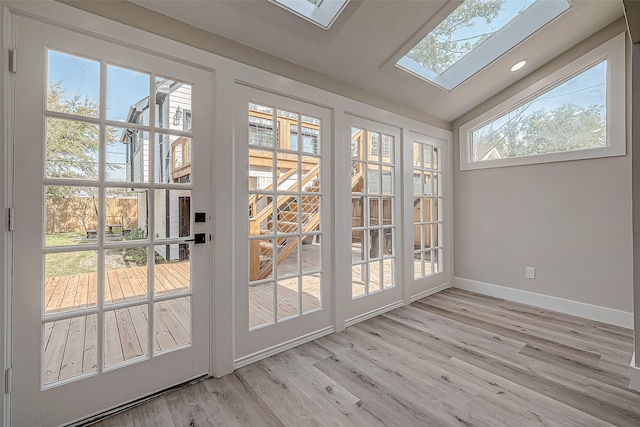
[525,267,536,280]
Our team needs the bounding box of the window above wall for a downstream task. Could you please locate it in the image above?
[269,0,349,29]
[458,33,626,171]
[396,0,571,91]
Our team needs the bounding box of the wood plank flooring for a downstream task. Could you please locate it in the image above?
[91,288,640,427]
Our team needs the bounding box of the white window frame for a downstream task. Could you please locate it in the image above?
[459,32,626,171]
[396,0,571,91]
[269,0,349,29]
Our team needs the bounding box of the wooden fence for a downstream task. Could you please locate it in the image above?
[46,197,138,233]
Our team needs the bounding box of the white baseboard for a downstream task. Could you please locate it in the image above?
[345,300,405,328]
[630,354,640,392]
[234,326,334,370]
[453,277,633,329]
[410,283,451,302]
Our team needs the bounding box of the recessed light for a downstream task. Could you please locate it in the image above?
[510,60,527,72]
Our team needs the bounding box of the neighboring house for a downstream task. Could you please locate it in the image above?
[123,80,193,261]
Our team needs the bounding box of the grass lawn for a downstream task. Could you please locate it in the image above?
[44,231,157,277]
[45,232,95,278]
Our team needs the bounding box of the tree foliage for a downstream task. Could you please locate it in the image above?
[46,82,100,182]
[474,103,606,160]
[407,0,505,74]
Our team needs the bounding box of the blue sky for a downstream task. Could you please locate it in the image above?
[48,50,152,181]
[48,49,150,122]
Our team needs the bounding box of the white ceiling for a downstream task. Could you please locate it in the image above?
[129,0,623,123]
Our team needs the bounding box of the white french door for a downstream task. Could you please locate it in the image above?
[404,132,449,299]
[234,85,333,363]
[11,17,212,426]
[343,115,403,323]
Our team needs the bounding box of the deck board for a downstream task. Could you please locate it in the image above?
[43,258,317,382]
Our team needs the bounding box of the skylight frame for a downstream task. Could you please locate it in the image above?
[269,0,350,29]
[396,0,572,91]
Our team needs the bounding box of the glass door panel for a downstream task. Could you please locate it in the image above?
[11,18,212,426]
[235,87,332,362]
[344,116,402,322]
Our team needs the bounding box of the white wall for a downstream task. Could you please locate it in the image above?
[452,20,634,316]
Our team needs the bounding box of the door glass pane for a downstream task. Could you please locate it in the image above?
[277,277,300,321]
[351,230,365,262]
[154,244,191,296]
[277,196,300,234]
[351,128,364,159]
[104,306,149,368]
[46,118,99,180]
[154,298,191,353]
[249,239,275,282]
[369,262,381,293]
[413,252,423,280]
[277,239,300,277]
[43,314,98,386]
[107,65,150,124]
[105,188,148,242]
[300,115,320,154]
[381,134,393,164]
[156,134,191,184]
[367,164,381,194]
[352,264,366,298]
[301,234,321,273]
[45,251,97,315]
[155,77,192,131]
[106,128,149,183]
[105,246,148,305]
[249,104,275,148]
[249,282,275,329]
[302,274,321,314]
[368,131,381,162]
[46,186,98,247]
[106,127,148,183]
[279,110,299,151]
[383,259,394,289]
[154,190,191,240]
[47,50,100,118]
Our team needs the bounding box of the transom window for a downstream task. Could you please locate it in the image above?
[459,33,626,170]
[396,0,571,90]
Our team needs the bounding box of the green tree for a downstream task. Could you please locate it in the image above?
[46,82,100,181]
[475,103,605,160]
[46,83,120,232]
[406,0,505,74]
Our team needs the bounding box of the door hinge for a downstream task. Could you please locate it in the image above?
[4,368,12,394]
[7,208,14,232]
[8,48,16,73]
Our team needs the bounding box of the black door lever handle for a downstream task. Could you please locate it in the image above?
[185,233,206,244]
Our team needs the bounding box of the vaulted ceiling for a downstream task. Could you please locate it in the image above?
[93,1,624,123]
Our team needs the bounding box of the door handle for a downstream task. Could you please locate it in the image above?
[185,233,207,244]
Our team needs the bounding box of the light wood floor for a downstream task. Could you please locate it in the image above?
[91,288,640,426]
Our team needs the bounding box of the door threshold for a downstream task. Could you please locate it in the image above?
[67,374,210,427]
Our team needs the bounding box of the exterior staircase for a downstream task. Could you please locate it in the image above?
[249,164,322,281]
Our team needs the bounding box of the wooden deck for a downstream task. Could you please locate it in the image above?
[43,259,321,384]
[43,262,194,385]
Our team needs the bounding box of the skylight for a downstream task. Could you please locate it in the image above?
[396,0,571,91]
[270,0,349,29]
